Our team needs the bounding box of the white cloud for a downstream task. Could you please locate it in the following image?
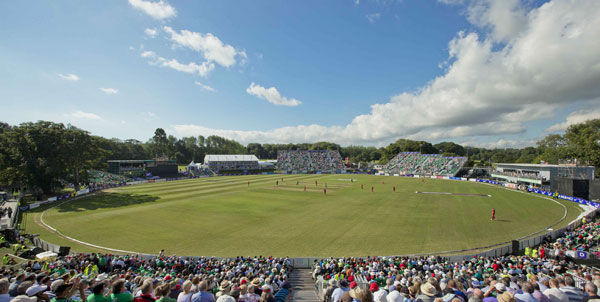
[246,83,302,107]
[141,51,215,77]
[194,81,215,92]
[366,13,381,23]
[464,0,527,42]
[144,28,158,38]
[99,87,119,95]
[66,110,102,121]
[128,0,176,20]
[163,26,244,68]
[546,109,600,132]
[57,73,80,81]
[175,0,600,145]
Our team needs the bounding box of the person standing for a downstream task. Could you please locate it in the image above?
[491,208,496,221]
[393,186,395,192]
[371,186,374,193]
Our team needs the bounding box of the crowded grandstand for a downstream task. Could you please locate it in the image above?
[382,152,467,176]
[277,150,345,173]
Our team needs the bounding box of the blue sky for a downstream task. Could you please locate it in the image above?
[1,0,599,148]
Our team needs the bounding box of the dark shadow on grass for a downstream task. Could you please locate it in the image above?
[494,219,511,223]
[29,192,160,213]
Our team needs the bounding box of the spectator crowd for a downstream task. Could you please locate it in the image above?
[383,153,467,177]
[277,151,345,173]
[315,254,600,302]
[0,253,292,302]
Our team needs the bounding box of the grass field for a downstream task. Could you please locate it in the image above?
[25,174,582,257]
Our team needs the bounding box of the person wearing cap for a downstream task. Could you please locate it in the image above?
[483,282,504,302]
[110,280,133,302]
[332,280,350,302]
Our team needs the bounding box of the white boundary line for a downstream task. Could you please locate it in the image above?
[36,176,574,256]
[39,194,147,254]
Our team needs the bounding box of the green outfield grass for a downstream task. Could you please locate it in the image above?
[25,174,582,257]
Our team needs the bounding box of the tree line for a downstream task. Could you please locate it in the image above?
[0,119,598,195]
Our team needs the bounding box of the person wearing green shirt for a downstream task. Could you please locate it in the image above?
[155,284,176,302]
[87,283,112,302]
[111,280,134,302]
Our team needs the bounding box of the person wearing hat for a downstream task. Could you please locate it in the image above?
[215,296,235,302]
[372,284,387,302]
[250,280,262,296]
[415,283,437,302]
[26,284,49,302]
[495,292,515,302]
[11,281,36,302]
[215,281,231,299]
[332,280,350,302]
[51,280,87,302]
[385,286,403,302]
[346,284,362,302]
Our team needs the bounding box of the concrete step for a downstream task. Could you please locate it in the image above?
[289,269,320,302]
